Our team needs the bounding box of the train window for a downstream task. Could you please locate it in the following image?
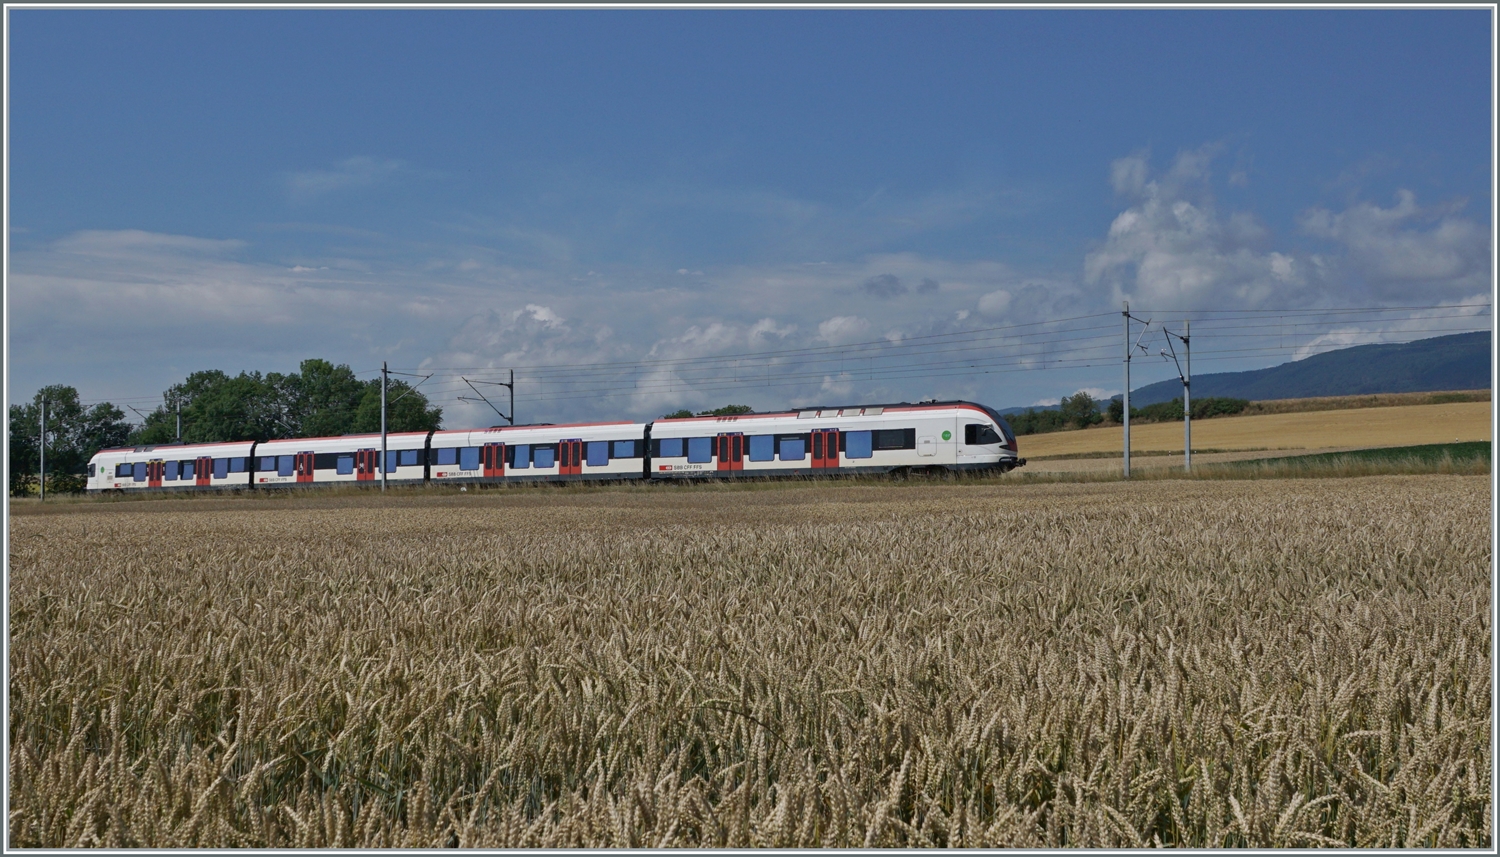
[336,455,354,475]
[965,424,1002,445]
[510,444,530,469]
[183,461,197,480]
[873,428,916,450]
[214,458,229,479]
[459,447,480,471]
[258,457,277,472]
[687,437,712,463]
[229,457,247,473]
[133,462,147,482]
[844,431,873,459]
[115,463,131,478]
[399,449,420,466]
[278,456,295,476]
[658,437,684,458]
[434,447,458,466]
[586,441,609,467]
[533,445,555,468]
[748,435,775,461]
[778,437,805,461]
[165,461,180,481]
[612,440,636,459]
[88,463,96,478]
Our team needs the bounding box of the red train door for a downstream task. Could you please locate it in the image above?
[296,452,315,483]
[812,429,840,469]
[356,449,376,481]
[148,460,164,487]
[483,443,505,479]
[560,440,583,476]
[196,456,213,487]
[715,433,744,472]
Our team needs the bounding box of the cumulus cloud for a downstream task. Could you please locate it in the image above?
[917,278,940,294]
[861,273,907,298]
[1298,190,1490,297]
[977,289,1012,318]
[817,316,872,344]
[1084,146,1302,309]
[286,156,402,203]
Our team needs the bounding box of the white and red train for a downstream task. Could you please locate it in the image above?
[86,400,1024,493]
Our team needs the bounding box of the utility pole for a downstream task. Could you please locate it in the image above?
[39,399,46,503]
[175,397,181,441]
[1160,319,1192,471]
[1184,319,1191,471]
[458,372,516,425]
[381,361,388,492]
[1122,302,1131,478]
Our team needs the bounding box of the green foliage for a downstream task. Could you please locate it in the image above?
[1241,441,1490,469]
[352,380,444,433]
[1059,391,1103,428]
[660,404,754,420]
[1106,396,1250,425]
[127,360,443,444]
[1009,391,1102,436]
[9,386,131,496]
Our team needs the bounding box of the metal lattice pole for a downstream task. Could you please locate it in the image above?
[1183,319,1192,471]
[39,399,46,502]
[1122,302,1131,478]
[381,362,388,492]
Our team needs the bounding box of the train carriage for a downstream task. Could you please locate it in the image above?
[87,440,259,492]
[252,431,431,487]
[428,421,648,484]
[648,401,1021,479]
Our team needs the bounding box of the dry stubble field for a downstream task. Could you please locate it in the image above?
[1019,400,1491,459]
[7,477,1493,847]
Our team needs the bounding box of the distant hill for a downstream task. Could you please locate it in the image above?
[1127,331,1490,406]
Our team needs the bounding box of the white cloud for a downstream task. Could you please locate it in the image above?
[817,315,871,344]
[977,289,1012,318]
[1084,146,1302,309]
[286,156,402,203]
[1297,190,1490,297]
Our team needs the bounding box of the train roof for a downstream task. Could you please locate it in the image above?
[652,399,1005,422]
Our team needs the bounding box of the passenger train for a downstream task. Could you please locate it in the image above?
[86,400,1024,493]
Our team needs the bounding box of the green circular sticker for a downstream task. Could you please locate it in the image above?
[941,430,952,440]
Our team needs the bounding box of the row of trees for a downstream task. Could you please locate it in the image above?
[1105,396,1250,424]
[1007,392,1252,436]
[1007,391,1105,435]
[9,359,443,496]
[660,404,754,419]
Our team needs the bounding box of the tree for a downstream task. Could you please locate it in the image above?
[659,404,753,420]
[9,386,130,495]
[281,359,369,438]
[1059,391,1103,429]
[352,379,443,433]
[129,370,284,445]
[127,360,444,444]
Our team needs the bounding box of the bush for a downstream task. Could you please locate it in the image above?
[1106,396,1250,425]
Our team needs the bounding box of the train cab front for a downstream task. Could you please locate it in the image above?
[969,406,1026,472]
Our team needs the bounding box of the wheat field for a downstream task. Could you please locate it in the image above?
[1019,401,1492,458]
[7,477,1492,847]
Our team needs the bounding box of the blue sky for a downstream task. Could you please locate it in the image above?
[7,8,1492,425]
